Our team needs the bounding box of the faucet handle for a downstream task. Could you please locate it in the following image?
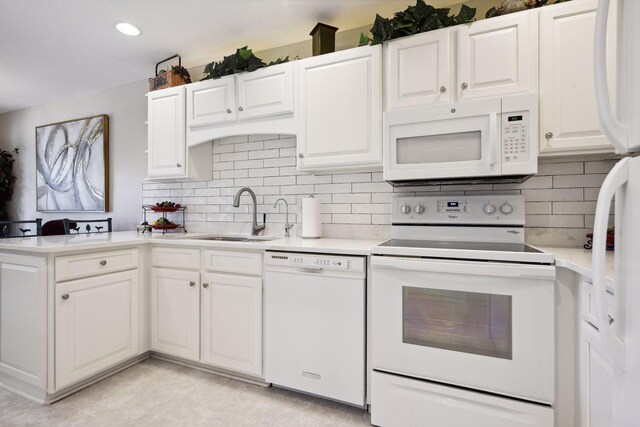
[262,213,266,225]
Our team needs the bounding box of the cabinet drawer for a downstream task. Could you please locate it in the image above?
[151,246,200,270]
[202,250,262,275]
[55,249,139,282]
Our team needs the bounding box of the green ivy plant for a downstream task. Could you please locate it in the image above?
[201,47,289,81]
[359,1,476,46]
[486,0,572,19]
[0,149,17,221]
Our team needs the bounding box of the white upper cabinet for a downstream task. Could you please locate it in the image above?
[147,86,212,180]
[186,76,236,128]
[385,29,452,110]
[187,62,296,145]
[297,45,383,172]
[457,11,538,100]
[237,64,294,121]
[147,86,187,178]
[539,0,615,156]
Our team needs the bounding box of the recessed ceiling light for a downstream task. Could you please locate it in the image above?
[115,22,141,36]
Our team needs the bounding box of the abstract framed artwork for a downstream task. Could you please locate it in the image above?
[36,115,109,212]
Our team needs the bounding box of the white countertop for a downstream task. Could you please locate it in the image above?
[0,231,383,256]
[0,232,613,281]
[538,245,615,281]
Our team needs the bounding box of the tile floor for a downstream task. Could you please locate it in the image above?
[0,358,371,426]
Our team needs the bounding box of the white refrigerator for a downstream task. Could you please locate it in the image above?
[593,0,640,426]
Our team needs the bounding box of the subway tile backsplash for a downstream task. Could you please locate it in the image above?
[142,135,615,247]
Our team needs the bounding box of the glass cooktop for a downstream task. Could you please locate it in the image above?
[378,239,544,254]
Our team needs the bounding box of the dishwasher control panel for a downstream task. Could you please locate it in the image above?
[266,252,365,272]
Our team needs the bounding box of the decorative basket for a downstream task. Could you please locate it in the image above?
[149,55,191,91]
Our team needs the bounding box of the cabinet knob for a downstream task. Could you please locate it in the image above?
[62,294,69,300]
[226,108,232,114]
[238,106,244,112]
[298,153,304,159]
[100,260,107,266]
[189,281,196,287]
[545,132,553,140]
[461,82,468,90]
[609,315,615,325]
[176,163,182,168]
[440,86,447,93]
[203,283,209,288]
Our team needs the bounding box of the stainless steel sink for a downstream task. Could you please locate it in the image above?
[188,235,278,242]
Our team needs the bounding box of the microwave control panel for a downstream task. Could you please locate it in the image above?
[502,111,529,163]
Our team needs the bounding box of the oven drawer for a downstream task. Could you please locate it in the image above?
[371,371,553,427]
[372,256,556,404]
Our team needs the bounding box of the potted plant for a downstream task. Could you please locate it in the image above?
[0,149,17,221]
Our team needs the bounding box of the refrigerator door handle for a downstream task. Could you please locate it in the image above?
[593,157,629,370]
[594,0,627,153]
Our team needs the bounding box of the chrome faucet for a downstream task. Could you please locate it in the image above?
[273,198,294,237]
[233,187,265,236]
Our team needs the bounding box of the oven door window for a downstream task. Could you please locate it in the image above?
[403,287,512,359]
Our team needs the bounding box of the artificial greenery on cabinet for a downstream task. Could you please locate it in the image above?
[201,46,289,81]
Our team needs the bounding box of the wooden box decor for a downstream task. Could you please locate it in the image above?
[149,54,192,91]
[310,22,338,56]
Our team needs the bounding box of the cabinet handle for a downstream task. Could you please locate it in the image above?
[238,106,244,112]
[203,283,209,288]
[176,163,182,168]
[226,108,232,114]
[609,315,615,325]
[461,82,468,90]
[62,294,69,300]
[545,132,553,140]
[298,153,304,159]
[440,86,447,93]
[189,281,196,287]
[100,260,107,266]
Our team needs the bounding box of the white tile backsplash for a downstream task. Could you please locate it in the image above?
[142,135,616,247]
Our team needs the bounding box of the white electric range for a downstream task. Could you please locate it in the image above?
[370,195,556,427]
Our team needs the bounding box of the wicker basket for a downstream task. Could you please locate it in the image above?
[148,54,190,91]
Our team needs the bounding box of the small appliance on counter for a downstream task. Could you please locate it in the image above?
[301,195,322,239]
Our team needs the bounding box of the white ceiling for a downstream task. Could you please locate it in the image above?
[0,0,460,115]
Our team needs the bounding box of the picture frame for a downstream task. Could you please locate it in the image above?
[35,114,109,212]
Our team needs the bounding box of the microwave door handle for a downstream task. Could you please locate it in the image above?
[593,157,629,371]
[489,112,498,167]
[594,0,627,153]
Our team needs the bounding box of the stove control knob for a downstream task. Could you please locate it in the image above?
[500,203,514,215]
[483,204,496,215]
[415,205,425,214]
[400,204,411,214]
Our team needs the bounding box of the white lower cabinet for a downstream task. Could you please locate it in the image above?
[201,272,262,377]
[371,371,554,427]
[150,268,200,361]
[55,270,139,390]
[0,254,47,388]
[579,322,614,427]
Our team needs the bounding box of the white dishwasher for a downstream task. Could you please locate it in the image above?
[264,251,366,406]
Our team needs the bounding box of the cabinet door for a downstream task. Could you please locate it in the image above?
[385,29,452,110]
[297,45,383,171]
[457,11,537,100]
[150,268,200,361]
[0,254,47,388]
[579,322,613,427]
[201,273,262,377]
[237,63,294,121]
[186,76,236,128]
[55,270,139,390]
[147,86,186,178]
[539,0,615,156]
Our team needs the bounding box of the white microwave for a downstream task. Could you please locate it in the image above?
[383,93,538,185]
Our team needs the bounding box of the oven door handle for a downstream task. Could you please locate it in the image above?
[371,256,555,280]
